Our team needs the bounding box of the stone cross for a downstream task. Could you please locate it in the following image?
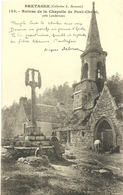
[25,68,41,127]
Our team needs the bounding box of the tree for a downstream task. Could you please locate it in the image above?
[40,87,57,105]
[36,82,73,113]
[107,73,123,103]
[2,101,19,138]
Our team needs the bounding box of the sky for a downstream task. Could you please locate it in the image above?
[2,0,123,107]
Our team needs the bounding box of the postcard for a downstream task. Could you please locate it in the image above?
[2,1,123,195]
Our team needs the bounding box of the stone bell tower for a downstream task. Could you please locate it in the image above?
[73,2,107,111]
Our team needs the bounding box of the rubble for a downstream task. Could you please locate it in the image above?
[65,153,76,159]
[18,156,49,167]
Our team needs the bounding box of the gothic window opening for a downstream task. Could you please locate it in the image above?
[83,63,88,79]
[96,62,103,79]
[97,69,101,78]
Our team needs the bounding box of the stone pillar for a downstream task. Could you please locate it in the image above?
[25,68,41,129]
[31,86,36,127]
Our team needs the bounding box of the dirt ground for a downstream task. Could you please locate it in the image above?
[1,146,123,195]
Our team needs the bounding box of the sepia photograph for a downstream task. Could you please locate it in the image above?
[1,1,123,194]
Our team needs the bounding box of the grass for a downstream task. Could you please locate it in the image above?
[1,148,123,195]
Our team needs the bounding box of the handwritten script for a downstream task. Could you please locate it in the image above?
[9,20,86,52]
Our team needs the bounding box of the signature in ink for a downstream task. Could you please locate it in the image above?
[44,47,83,52]
[62,47,83,52]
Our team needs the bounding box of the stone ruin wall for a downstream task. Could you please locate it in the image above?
[70,130,93,149]
[88,86,123,148]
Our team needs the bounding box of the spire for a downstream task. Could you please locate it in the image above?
[85,2,102,52]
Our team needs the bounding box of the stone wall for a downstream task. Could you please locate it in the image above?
[60,84,123,150]
[70,130,93,148]
[88,83,123,148]
[73,80,99,110]
[58,84,123,150]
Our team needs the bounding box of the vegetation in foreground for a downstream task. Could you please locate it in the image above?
[1,147,123,195]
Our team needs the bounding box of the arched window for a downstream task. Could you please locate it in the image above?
[96,62,103,79]
[97,69,101,78]
[83,63,88,79]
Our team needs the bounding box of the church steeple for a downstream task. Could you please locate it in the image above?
[73,3,108,111]
[85,2,102,53]
[80,2,107,85]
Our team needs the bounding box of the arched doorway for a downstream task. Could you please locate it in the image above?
[94,118,116,151]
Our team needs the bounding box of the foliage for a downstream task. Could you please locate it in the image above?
[107,73,123,103]
[2,102,19,138]
[36,82,73,113]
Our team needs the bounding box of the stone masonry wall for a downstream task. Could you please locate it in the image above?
[67,84,123,149]
[89,83,123,147]
[69,129,93,149]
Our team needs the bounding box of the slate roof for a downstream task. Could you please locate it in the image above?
[61,108,92,128]
[21,99,67,123]
[81,2,107,57]
[35,104,67,123]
